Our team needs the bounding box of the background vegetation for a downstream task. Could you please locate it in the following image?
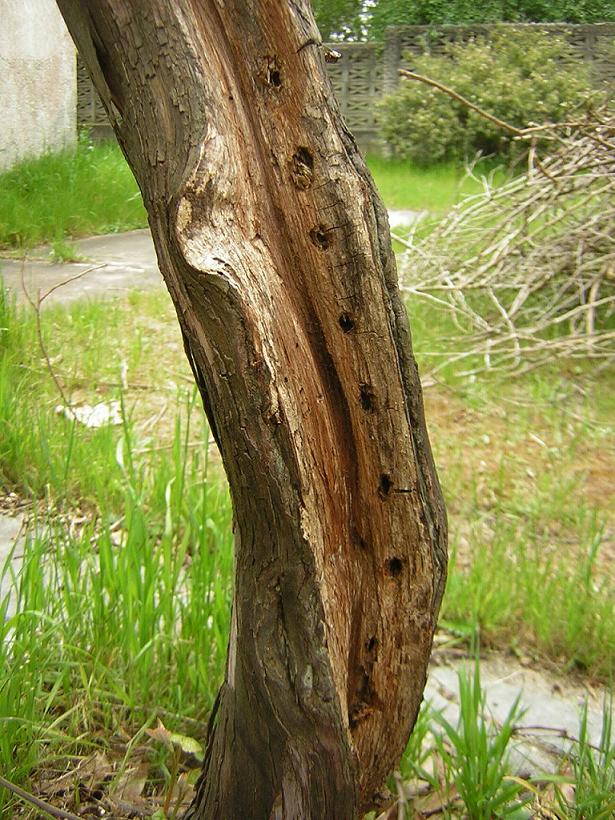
[313,0,615,41]
[378,28,596,163]
[1,271,613,815]
[0,139,504,251]
[0,134,146,252]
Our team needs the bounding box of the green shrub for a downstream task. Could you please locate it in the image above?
[377,28,597,164]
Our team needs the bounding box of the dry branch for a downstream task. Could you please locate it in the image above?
[397,108,615,374]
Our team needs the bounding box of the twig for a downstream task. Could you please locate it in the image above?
[0,773,81,820]
[40,265,103,304]
[20,264,103,408]
[512,724,606,755]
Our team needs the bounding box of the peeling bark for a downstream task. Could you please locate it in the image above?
[55,2,447,817]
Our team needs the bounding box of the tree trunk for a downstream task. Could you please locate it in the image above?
[55,2,447,817]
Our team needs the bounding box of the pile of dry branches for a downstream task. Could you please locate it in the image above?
[397,104,615,375]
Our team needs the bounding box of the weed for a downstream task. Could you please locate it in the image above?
[442,507,615,678]
[49,238,88,264]
[0,138,504,254]
[398,700,437,787]
[1,281,613,682]
[555,698,615,818]
[0,391,233,813]
[366,155,507,213]
[432,659,529,818]
[0,207,613,814]
[406,289,615,678]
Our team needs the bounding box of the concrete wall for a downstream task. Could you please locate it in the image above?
[0,0,76,169]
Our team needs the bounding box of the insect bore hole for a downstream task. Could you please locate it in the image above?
[359,384,377,413]
[338,313,355,333]
[265,56,282,88]
[294,146,313,170]
[309,226,331,250]
[351,526,368,551]
[378,473,393,499]
[386,557,403,578]
[291,147,315,190]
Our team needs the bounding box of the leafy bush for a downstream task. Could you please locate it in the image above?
[377,28,596,164]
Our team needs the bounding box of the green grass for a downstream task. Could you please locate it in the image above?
[0,135,147,251]
[0,135,613,814]
[366,155,507,213]
[0,431,233,815]
[394,665,615,819]
[559,698,615,818]
[407,292,615,678]
[0,288,232,816]
[431,661,528,819]
[48,237,88,263]
[444,504,614,676]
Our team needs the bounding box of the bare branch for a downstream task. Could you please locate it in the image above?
[398,69,524,136]
[0,773,81,820]
[396,108,615,374]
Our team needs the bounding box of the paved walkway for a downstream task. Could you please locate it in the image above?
[0,230,162,306]
[0,512,24,620]
[426,653,607,777]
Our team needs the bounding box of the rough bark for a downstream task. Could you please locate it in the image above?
[55,2,447,817]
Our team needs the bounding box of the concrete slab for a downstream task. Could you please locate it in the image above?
[75,229,157,268]
[0,229,163,306]
[0,217,422,306]
[0,513,25,620]
[425,654,607,777]
[388,210,426,230]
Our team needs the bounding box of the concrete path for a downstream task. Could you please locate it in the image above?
[0,513,25,620]
[0,214,424,306]
[425,654,607,778]
[388,209,427,230]
[0,230,162,306]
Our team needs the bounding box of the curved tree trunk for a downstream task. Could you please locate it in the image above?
[55,2,447,817]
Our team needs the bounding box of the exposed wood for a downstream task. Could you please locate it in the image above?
[55,2,447,817]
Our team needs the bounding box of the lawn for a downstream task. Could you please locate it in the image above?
[0,138,147,252]
[366,154,506,212]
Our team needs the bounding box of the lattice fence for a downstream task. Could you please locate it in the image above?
[393,23,615,80]
[76,57,113,140]
[77,23,615,150]
[325,42,384,147]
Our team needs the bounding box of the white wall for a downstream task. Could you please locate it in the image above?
[0,0,76,169]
